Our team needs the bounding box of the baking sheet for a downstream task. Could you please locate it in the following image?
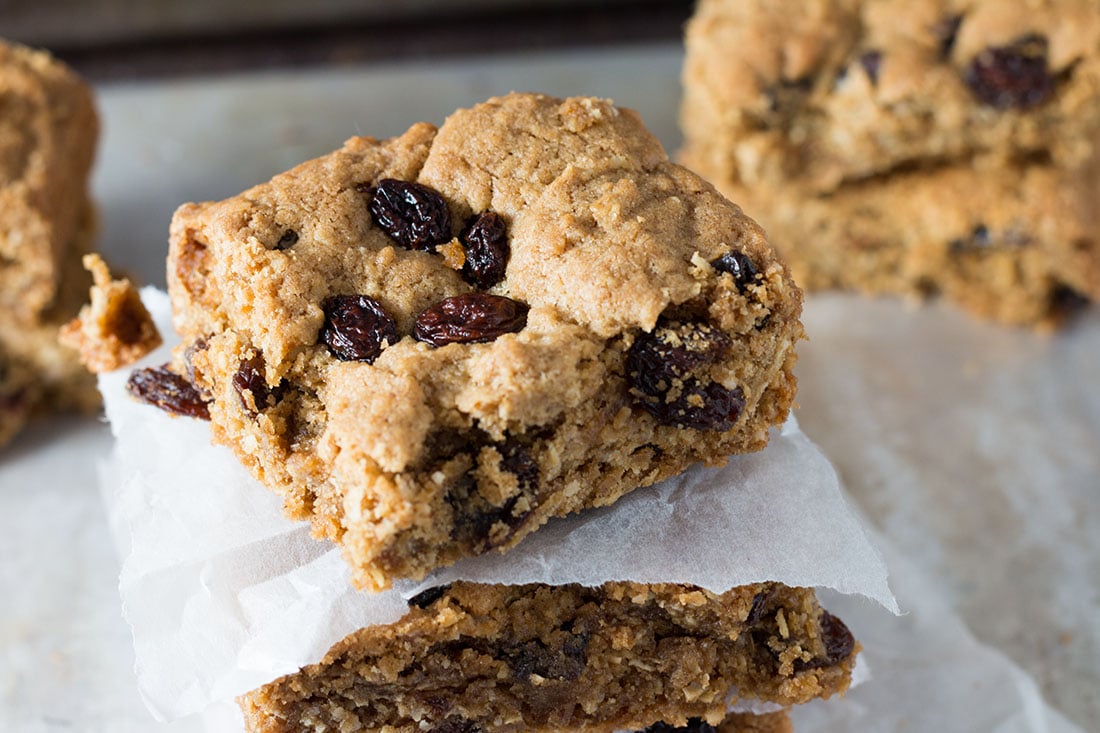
[1,42,1097,732]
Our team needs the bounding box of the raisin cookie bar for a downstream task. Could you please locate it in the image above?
[681,0,1100,327]
[155,92,803,590]
[239,581,855,732]
[0,40,99,446]
[0,39,98,322]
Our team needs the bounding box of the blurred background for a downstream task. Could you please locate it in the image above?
[2,0,693,79]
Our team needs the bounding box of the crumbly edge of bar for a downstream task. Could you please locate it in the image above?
[238,582,854,733]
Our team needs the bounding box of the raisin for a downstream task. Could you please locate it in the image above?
[504,633,588,682]
[233,354,285,415]
[126,365,210,420]
[667,381,746,431]
[641,720,717,733]
[460,212,510,288]
[964,34,1053,109]
[950,222,1007,250]
[429,719,482,733]
[859,50,882,85]
[367,178,452,251]
[408,585,452,609]
[498,440,539,493]
[1050,285,1091,318]
[627,320,743,431]
[419,695,454,718]
[765,77,813,118]
[971,224,992,247]
[448,490,534,551]
[321,294,398,363]
[631,320,732,382]
[711,251,759,292]
[274,229,298,250]
[414,294,529,346]
[934,14,963,58]
[746,588,776,625]
[794,611,856,672]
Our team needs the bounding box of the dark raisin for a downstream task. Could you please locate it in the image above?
[498,440,539,493]
[859,50,883,85]
[972,224,991,247]
[1050,285,1091,318]
[419,695,453,718]
[126,365,210,420]
[665,381,746,431]
[429,719,482,733]
[640,720,717,733]
[504,633,588,682]
[964,34,1053,109]
[746,588,776,625]
[321,294,398,363]
[367,178,452,251]
[447,489,535,551]
[711,251,759,292]
[765,77,813,117]
[933,14,963,58]
[460,212,510,288]
[233,354,284,415]
[629,320,732,386]
[414,293,529,346]
[794,611,856,672]
[408,585,452,609]
[626,320,727,395]
[950,224,989,252]
[274,229,298,250]
[627,321,743,431]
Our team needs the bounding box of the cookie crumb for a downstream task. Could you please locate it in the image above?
[60,254,162,373]
[437,238,466,270]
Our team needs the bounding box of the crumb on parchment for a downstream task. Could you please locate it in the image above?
[59,254,161,373]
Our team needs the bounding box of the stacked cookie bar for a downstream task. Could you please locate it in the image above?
[681,0,1100,327]
[0,40,99,445]
[124,93,857,729]
[157,92,804,591]
[241,582,854,732]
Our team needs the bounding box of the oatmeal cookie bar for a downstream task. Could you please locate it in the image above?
[156,93,804,589]
[0,40,100,446]
[681,0,1100,326]
[239,582,855,732]
[0,39,98,322]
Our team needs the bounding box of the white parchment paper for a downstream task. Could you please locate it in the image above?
[100,289,896,721]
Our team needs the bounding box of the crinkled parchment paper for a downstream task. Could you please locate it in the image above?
[100,289,896,722]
